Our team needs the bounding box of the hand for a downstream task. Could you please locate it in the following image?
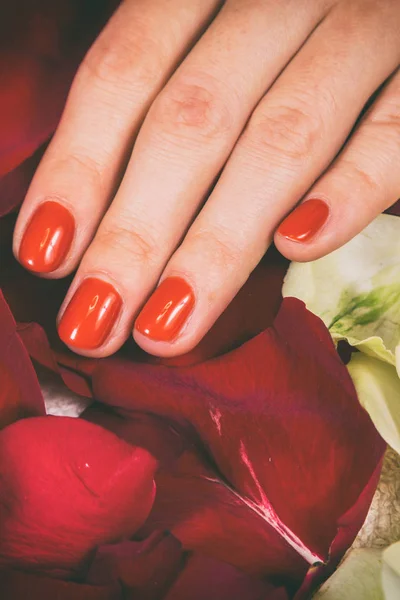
[13,0,400,358]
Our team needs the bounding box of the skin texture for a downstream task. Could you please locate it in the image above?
[13,0,400,357]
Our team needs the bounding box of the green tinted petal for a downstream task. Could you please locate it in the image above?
[283,215,400,365]
[347,354,400,455]
[382,542,400,600]
[313,549,383,599]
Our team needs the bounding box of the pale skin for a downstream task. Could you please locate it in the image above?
[13,0,400,358]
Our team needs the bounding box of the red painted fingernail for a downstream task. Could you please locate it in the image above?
[19,201,75,273]
[135,277,195,342]
[58,278,122,350]
[277,199,330,242]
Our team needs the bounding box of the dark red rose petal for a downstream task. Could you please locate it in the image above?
[87,531,289,600]
[163,554,288,600]
[17,321,92,398]
[87,532,183,599]
[84,404,187,466]
[385,199,400,216]
[294,458,382,599]
[0,569,121,600]
[0,1,118,203]
[0,291,45,428]
[135,447,308,588]
[0,149,42,218]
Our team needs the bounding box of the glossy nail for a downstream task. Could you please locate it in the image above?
[58,278,122,350]
[135,277,195,342]
[277,199,330,243]
[19,201,75,273]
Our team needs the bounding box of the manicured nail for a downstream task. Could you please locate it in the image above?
[19,201,75,273]
[135,277,195,342]
[58,278,122,350]
[277,199,330,243]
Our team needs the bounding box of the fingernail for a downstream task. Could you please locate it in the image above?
[19,201,75,273]
[58,278,122,350]
[277,199,330,242]
[135,277,195,342]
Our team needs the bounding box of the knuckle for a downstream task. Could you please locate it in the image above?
[334,158,381,197]
[46,153,105,195]
[245,103,322,165]
[151,78,233,140]
[349,162,380,193]
[80,28,161,91]
[368,111,400,151]
[94,220,159,267]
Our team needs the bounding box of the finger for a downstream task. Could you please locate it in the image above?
[133,0,400,357]
[13,0,220,276]
[275,67,400,261]
[56,0,328,356]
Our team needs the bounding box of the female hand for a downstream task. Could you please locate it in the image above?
[13,0,400,358]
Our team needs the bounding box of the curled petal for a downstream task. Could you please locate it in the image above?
[0,416,157,578]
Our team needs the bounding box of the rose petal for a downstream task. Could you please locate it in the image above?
[0,291,45,427]
[87,531,183,598]
[0,569,121,600]
[81,299,384,565]
[0,0,118,198]
[163,553,288,600]
[386,199,400,217]
[0,150,41,218]
[86,531,289,600]
[13,288,383,594]
[18,321,92,398]
[0,416,157,579]
[135,446,308,588]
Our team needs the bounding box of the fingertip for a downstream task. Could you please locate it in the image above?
[14,200,77,277]
[132,327,196,359]
[274,198,332,262]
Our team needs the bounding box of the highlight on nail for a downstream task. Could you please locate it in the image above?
[277,199,330,243]
[135,277,195,342]
[19,201,75,273]
[58,278,122,350]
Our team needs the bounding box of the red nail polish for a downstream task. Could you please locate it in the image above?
[135,277,195,342]
[19,201,75,273]
[58,278,122,350]
[277,199,330,242]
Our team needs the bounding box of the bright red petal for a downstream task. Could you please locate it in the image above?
[0,416,157,579]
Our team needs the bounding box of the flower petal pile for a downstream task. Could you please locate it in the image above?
[0,283,385,597]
